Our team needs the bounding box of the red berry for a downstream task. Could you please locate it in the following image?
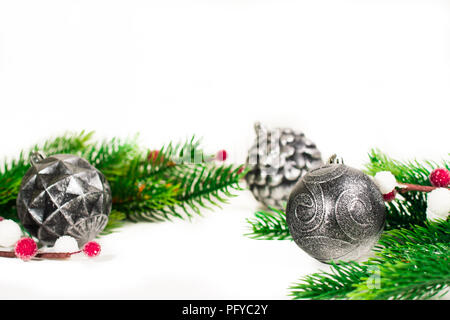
[83,241,101,257]
[0,216,4,222]
[429,168,450,187]
[148,150,159,161]
[383,190,397,202]
[15,237,38,261]
[216,150,228,162]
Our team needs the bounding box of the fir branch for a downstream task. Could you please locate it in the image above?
[102,210,127,234]
[289,261,369,300]
[106,136,210,222]
[144,164,246,221]
[245,207,292,240]
[37,130,95,156]
[376,219,450,250]
[114,178,181,222]
[0,153,28,207]
[289,220,450,300]
[144,135,207,179]
[349,243,449,300]
[83,136,140,175]
[382,193,428,230]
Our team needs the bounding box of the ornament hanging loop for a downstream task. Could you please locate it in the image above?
[30,152,45,167]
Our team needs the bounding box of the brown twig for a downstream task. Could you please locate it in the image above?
[0,251,15,258]
[0,250,76,260]
[397,183,449,193]
[36,252,74,259]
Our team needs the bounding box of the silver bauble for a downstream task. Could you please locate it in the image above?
[16,153,112,246]
[286,162,386,263]
[245,122,323,209]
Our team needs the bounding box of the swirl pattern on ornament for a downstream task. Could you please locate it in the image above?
[286,163,386,263]
[292,182,324,233]
[335,188,373,240]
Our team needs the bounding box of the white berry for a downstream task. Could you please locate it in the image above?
[0,219,23,247]
[53,235,79,253]
[426,188,450,222]
[373,171,397,194]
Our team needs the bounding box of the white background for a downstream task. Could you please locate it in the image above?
[0,0,449,299]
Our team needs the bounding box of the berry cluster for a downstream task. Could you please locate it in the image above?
[429,168,450,188]
[0,219,101,261]
[373,171,398,201]
[373,168,450,222]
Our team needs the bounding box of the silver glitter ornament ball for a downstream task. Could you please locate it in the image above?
[286,162,386,263]
[245,122,323,209]
[17,153,112,246]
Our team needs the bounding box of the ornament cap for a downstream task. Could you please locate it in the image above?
[327,154,344,164]
[30,152,45,167]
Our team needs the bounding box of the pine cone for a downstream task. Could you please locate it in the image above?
[245,122,323,209]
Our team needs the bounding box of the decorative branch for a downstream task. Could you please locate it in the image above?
[397,183,448,193]
[0,250,72,260]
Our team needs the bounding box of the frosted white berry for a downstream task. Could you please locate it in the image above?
[373,171,397,194]
[53,235,79,253]
[426,188,450,222]
[0,219,23,247]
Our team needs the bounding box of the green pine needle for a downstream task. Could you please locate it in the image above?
[245,206,292,240]
[102,210,128,234]
[349,243,449,300]
[144,164,247,222]
[376,219,450,251]
[289,261,370,300]
[290,220,450,300]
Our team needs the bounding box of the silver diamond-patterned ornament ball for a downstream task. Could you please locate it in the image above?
[16,153,112,246]
[245,122,323,209]
[286,161,386,263]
